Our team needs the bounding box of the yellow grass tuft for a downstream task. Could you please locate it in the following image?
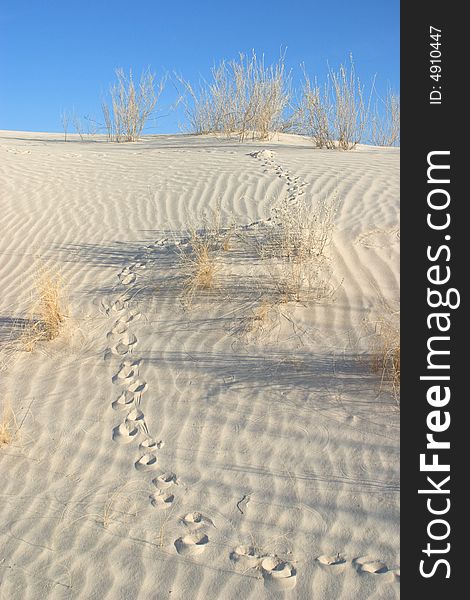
[22,266,69,352]
[371,313,400,405]
[0,400,18,447]
[177,202,233,306]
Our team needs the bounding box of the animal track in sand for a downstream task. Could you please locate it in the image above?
[317,554,346,566]
[140,437,163,452]
[112,360,141,385]
[109,340,135,357]
[261,556,297,591]
[250,149,275,160]
[118,266,138,285]
[135,453,158,471]
[354,556,389,574]
[109,320,129,336]
[107,330,138,357]
[230,545,261,567]
[129,262,147,270]
[111,299,129,314]
[250,149,309,219]
[174,533,209,556]
[112,390,135,411]
[150,492,175,509]
[181,512,214,530]
[103,254,165,489]
[152,472,178,488]
[119,310,142,324]
[127,379,148,398]
[126,407,145,422]
[112,420,140,444]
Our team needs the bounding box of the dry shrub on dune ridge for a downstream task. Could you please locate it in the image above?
[298,55,372,150]
[176,50,291,141]
[102,68,166,142]
[369,87,400,147]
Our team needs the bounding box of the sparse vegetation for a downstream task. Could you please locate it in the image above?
[249,191,340,302]
[67,53,398,148]
[60,110,70,142]
[21,266,69,352]
[101,68,165,142]
[176,204,233,306]
[369,87,400,146]
[177,51,291,141]
[297,55,373,149]
[0,400,18,447]
[371,304,400,405]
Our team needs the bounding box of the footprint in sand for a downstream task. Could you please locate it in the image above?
[174,533,209,556]
[119,271,137,286]
[112,420,140,444]
[181,512,214,530]
[230,545,261,568]
[127,379,148,399]
[126,407,145,422]
[111,298,129,312]
[108,320,129,337]
[354,556,389,574]
[152,472,178,489]
[119,310,142,324]
[129,262,147,271]
[250,149,275,160]
[112,360,141,385]
[107,332,138,358]
[317,554,346,566]
[134,453,158,471]
[112,390,135,411]
[150,491,175,509]
[260,556,297,591]
[139,437,163,453]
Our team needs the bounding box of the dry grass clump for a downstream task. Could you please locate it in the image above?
[250,191,340,302]
[0,400,18,447]
[177,205,233,306]
[102,68,165,142]
[297,55,372,149]
[369,87,400,147]
[371,309,400,405]
[177,50,291,141]
[21,267,69,352]
[233,298,280,340]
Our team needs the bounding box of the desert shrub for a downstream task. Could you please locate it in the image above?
[102,68,165,142]
[21,266,69,352]
[177,51,291,141]
[371,311,400,405]
[0,400,18,447]
[247,191,340,302]
[298,55,372,149]
[369,87,400,146]
[176,204,233,306]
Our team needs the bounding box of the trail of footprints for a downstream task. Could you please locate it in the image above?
[250,148,308,210]
[97,148,398,591]
[102,251,216,560]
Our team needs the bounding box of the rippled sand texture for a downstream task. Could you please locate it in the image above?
[0,131,399,599]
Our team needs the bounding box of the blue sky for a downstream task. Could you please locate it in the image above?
[0,0,399,134]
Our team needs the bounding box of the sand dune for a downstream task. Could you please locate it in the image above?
[0,131,399,599]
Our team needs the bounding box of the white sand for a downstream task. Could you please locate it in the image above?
[0,131,399,599]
